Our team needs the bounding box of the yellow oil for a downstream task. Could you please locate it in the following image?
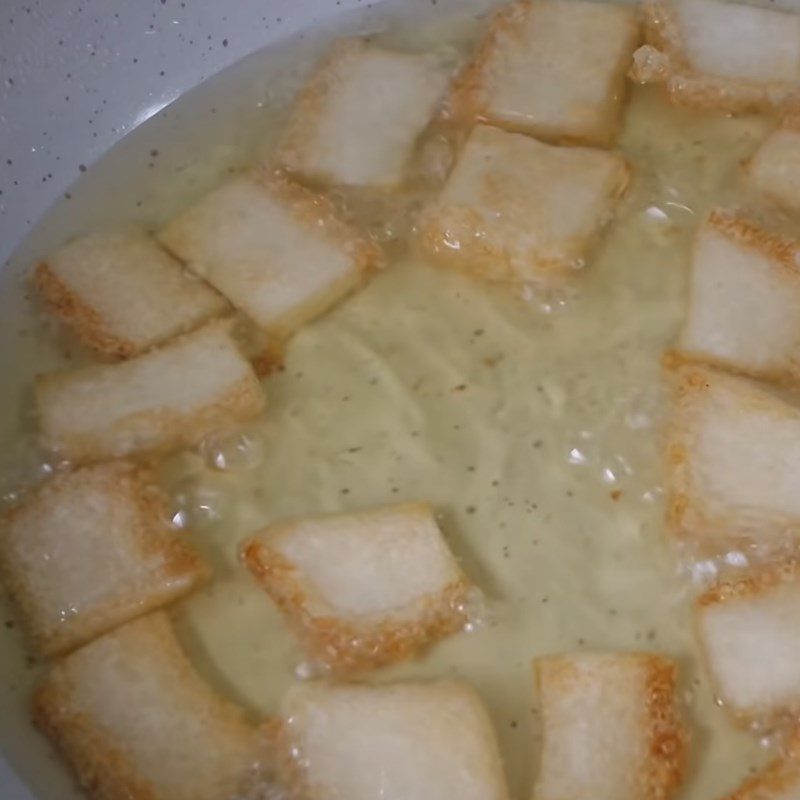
[0,0,784,797]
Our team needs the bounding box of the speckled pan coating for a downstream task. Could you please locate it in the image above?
[0,0,369,271]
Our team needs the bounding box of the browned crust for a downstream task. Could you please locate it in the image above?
[0,461,210,657]
[251,170,383,337]
[277,39,448,189]
[585,11,641,148]
[675,338,800,392]
[696,558,800,608]
[663,360,800,552]
[274,38,363,183]
[642,657,688,800]
[721,731,800,799]
[32,676,158,800]
[445,1,528,128]
[34,262,139,360]
[779,112,800,133]
[535,653,687,800]
[35,323,266,464]
[268,682,507,800]
[447,1,638,146]
[666,347,800,389]
[37,371,265,465]
[673,211,800,386]
[706,209,800,274]
[638,0,800,114]
[416,144,630,284]
[662,360,726,545]
[228,313,287,378]
[416,205,579,284]
[693,560,800,724]
[665,74,800,116]
[161,171,383,339]
[31,614,259,800]
[250,343,286,379]
[34,254,229,362]
[254,169,385,278]
[240,538,470,673]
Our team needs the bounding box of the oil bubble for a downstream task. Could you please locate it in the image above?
[200,430,264,472]
[453,587,491,633]
[170,482,231,529]
[294,659,329,681]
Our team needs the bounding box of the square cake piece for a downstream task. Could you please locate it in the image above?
[417,125,629,284]
[633,0,800,114]
[664,361,800,555]
[449,0,639,146]
[275,38,449,188]
[34,229,228,359]
[158,174,382,340]
[745,117,800,215]
[677,211,800,385]
[533,652,687,800]
[695,560,800,722]
[36,322,265,464]
[241,502,477,672]
[0,461,208,657]
[33,613,263,800]
[275,681,509,800]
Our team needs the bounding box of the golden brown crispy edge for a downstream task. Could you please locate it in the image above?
[32,614,260,800]
[416,142,630,283]
[448,0,639,146]
[32,672,157,800]
[720,731,800,799]
[253,168,385,277]
[34,262,140,360]
[535,653,687,800]
[445,1,529,128]
[274,38,366,183]
[662,357,800,553]
[0,461,210,657]
[35,324,266,464]
[696,558,800,609]
[673,210,800,385]
[240,534,471,673]
[641,655,688,800]
[637,0,800,114]
[662,358,725,547]
[693,560,800,724]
